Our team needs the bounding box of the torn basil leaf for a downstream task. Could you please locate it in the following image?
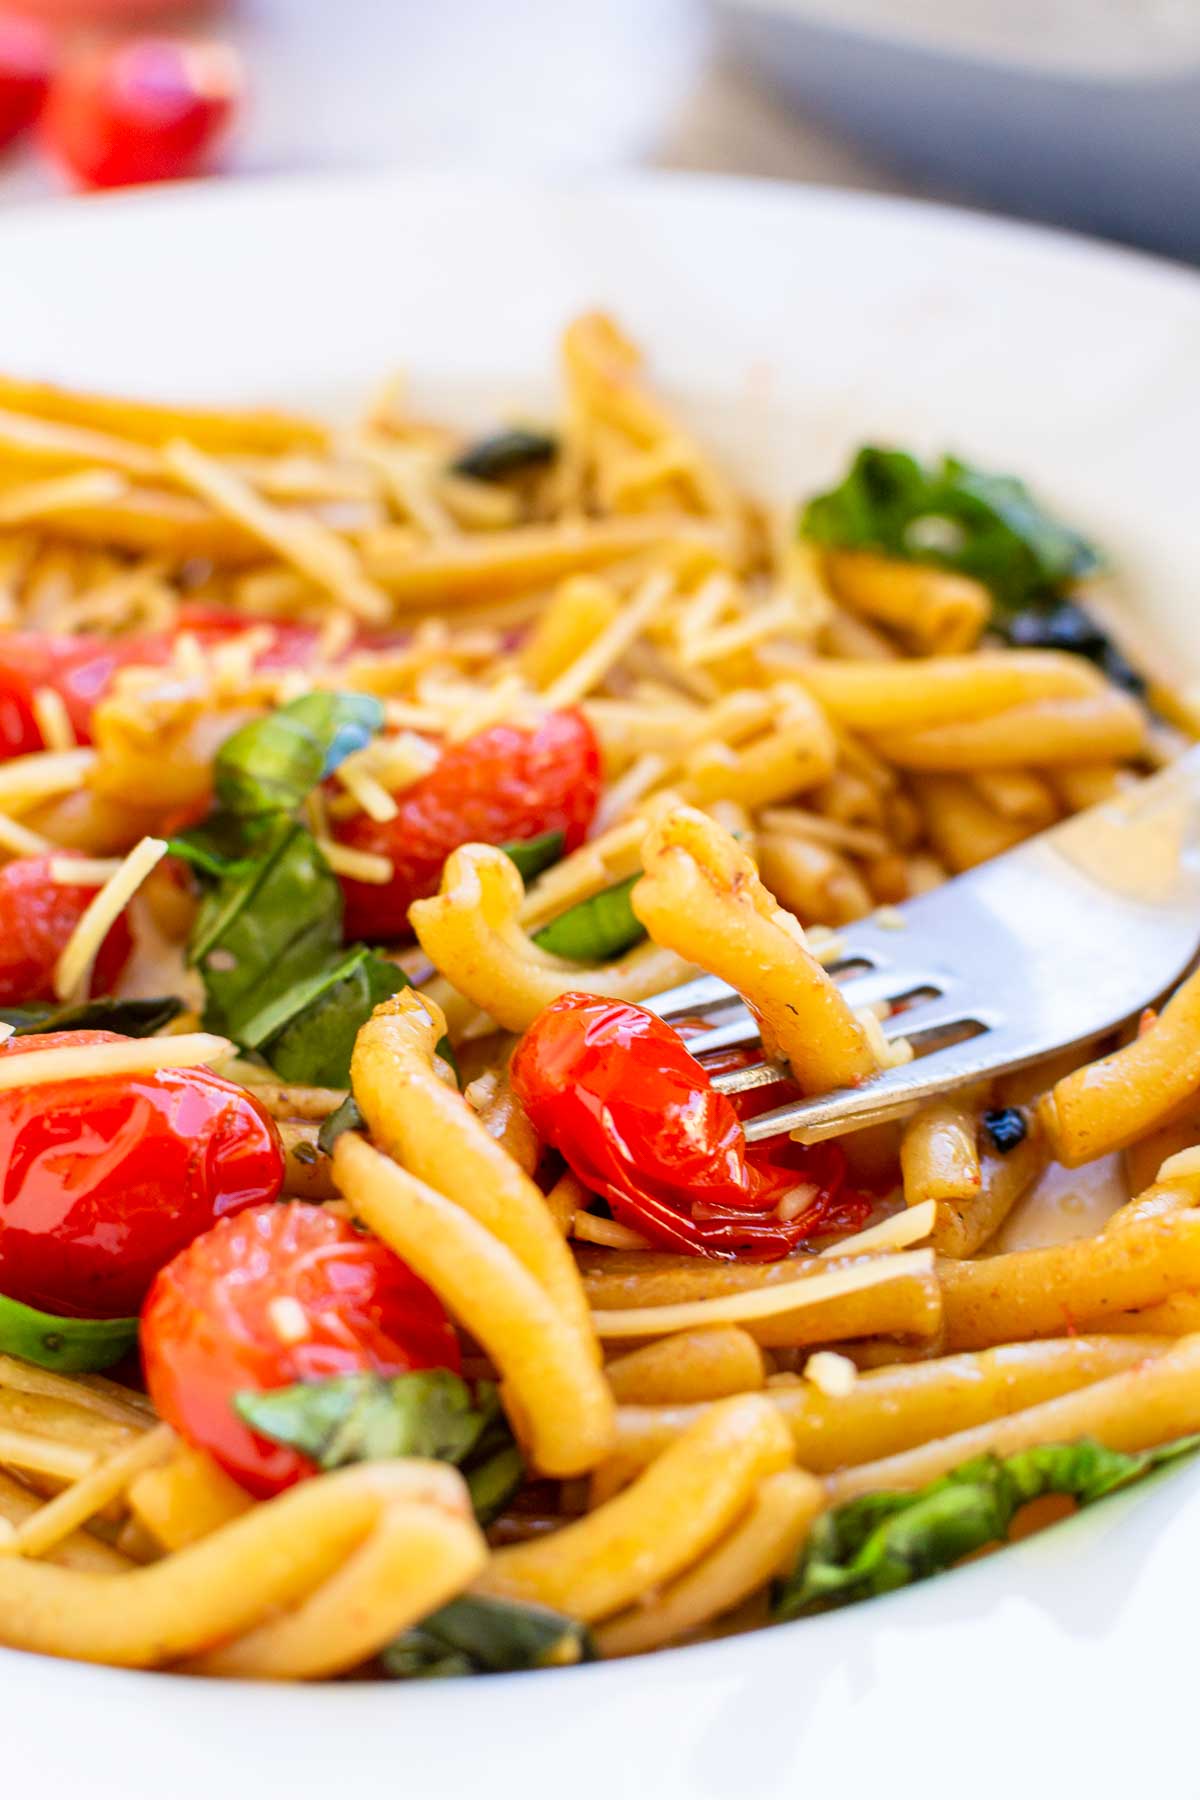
[532,875,644,963]
[800,448,1100,615]
[317,1094,366,1155]
[383,1594,594,1680]
[774,1435,1200,1620]
[452,427,558,483]
[0,995,183,1038]
[234,1370,522,1524]
[0,1290,138,1373]
[501,829,565,883]
[260,948,409,1088]
[214,691,384,819]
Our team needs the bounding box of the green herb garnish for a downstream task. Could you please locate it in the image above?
[774,1435,1200,1620]
[0,995,183,1038]
[801,448,1100,615]
[234,1369,522,1525]
[452,428,558,483]
[383,1594,593,1680]
[0,1290,138,1373]
[501,829,565,883]
[532,875,644,962]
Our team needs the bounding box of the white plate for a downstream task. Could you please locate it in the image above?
[0,171,1198,1800]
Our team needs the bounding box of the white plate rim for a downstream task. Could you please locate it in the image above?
[0,167,1197,1799]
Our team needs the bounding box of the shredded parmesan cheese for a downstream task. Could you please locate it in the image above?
[334,760,400,823]
[572,1213,652,1251]
[827,1199,936,1257]
[589,1249,933,1338]
[803,1350,858,1398]
[542,570,673,708]
[0,747,96,809]
[53,835,169,1002]
[47,857,124,885]
[31,686,77,752]
[0,812,54,857]
[267,1297,312,1347]
[315,838,394,885]
[0,1032,233,1090]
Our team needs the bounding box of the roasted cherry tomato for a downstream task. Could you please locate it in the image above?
[0,13,51,152]
[40,36,242,191]
[0,853,132,1003]
[142,1201,461,1495]
[511,993,870,1259]
[0,1031,283,1318]
[335,708,603,941]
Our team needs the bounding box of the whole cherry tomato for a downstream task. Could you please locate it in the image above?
[0,12,51,152]
[0,853,132,1002]
[335,708,603,941]
[40,36,242,190]
[511,993,870,1259]
[0,1031,284,1317]
[142,1201,461,1495]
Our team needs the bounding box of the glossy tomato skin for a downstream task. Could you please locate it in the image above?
[0,854,132,1003]
[0,1032,284,1317]
[0,14,51,151]
[142,1201,462,1495]
[511,994,869,1259]
[41,37,241,190]
[336,708,603,941]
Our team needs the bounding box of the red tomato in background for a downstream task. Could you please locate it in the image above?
[336,708,603,941]
[40,36,242,190]
[0,1031,283,1317]
[511,993,870,1259]
[0,12,51,151]
[142,1201,462,1496]
[0,853,132,1002]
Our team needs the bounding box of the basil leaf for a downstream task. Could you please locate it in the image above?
[214,691,384,818]
[262,949,409,1088]
[383,1595,593,1680]
[192,821,344,1046]
[801,448,1101,615]
[234,1370,522,1524]
[0,1290,138,1373]
[317,1094,366,1155]
[452,428,558,483]
[501,830,565,883]
[0,995,183,1038]
[774,1434,1200,1620]
[532,875,644,962]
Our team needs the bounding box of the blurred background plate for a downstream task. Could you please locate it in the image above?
[713,0,1200,258]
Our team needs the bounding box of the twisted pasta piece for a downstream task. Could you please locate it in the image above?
[333,1131,615,1476]
[476,1393,792,1622]
[350,990,596,1345]
[631,806,880,1092]
[595,1468,822,1656]
[0,1461,485,1676]
[410,842,692,1032]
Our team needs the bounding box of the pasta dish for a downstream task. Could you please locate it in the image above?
[0,313,1193,1680]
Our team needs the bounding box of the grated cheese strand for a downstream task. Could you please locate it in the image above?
[803,1350,858,1398]
[0,747,96,810]
[589,1249,934,1338]
[31,686,77,752]
[315,838,395,885]
[823,1199,936,1258]
[0,811,54,857]
[53,835,169,1002]
[0,1033,233,1091]
[542,570,674,709]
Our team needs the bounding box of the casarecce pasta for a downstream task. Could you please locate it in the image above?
[0,312,1193,1681]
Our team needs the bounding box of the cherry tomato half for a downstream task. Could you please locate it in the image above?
[0,853,132,1003]
[335,708,603,941]
[40,36,242,191]
[0,13,51,152]
[0,1031,283,1317]
[142,1201,461,1495]
[511,994,870,1259]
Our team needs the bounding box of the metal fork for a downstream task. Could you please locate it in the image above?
[644,746,1200,1143]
